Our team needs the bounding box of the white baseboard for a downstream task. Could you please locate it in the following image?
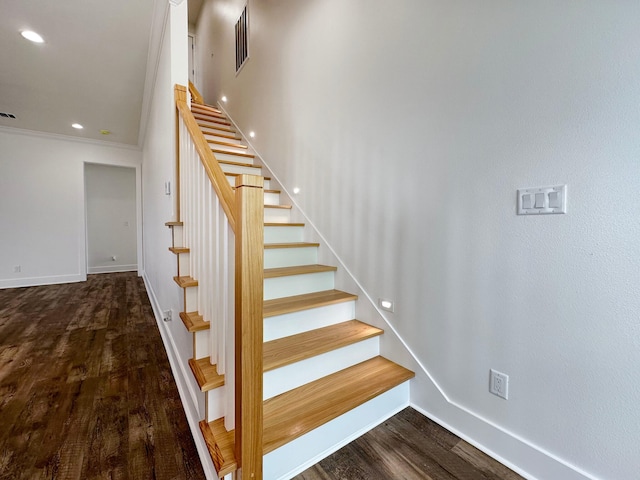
[88,264,137,274]
[142,273,217,480]
[0,273,85,289]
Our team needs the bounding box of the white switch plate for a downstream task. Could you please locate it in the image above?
[517,185,567,215]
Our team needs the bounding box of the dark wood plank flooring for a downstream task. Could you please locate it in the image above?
[294,408,524,480]
[0,273,205,480]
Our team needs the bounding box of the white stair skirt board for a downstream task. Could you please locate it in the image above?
[264,382,410,480]
[264,191,280,205]
[194,330,209,359]
[264,207,291,223]
[264,337,380,400]
[264,271,335,301]
[264,246,318,269]
[185,287,198,312]
[212,151,255,165]
[225,174,271,190]
[264,225,304,244]
[206,386,226,423]
[264,300,356,342]
[219,163,262,176]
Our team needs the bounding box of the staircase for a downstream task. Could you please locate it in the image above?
[167,91,414,479]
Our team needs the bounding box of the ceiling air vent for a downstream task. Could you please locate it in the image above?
[235,5,249,74]
[0,112,16,119]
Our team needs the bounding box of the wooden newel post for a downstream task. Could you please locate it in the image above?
[234,174,264,480]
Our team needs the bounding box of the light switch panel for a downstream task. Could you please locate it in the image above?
[517,185,567,215]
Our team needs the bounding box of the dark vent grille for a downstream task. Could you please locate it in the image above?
[0,112,16,119]
[235,5,249,73]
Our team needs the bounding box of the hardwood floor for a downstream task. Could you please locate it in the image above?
[0,273,523,480]
[0,273,204,480]
[294,408,524,480]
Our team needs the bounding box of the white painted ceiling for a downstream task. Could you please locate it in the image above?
[0,0,157,145]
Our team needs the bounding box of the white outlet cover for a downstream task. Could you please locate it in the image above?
[490,369,509,400]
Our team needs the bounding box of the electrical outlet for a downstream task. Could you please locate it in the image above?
[163,310,172,322]
[111,255,117,261]
[13,265,21,273]
[489,369,509,400]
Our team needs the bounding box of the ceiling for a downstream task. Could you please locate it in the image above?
[0,0,157,146]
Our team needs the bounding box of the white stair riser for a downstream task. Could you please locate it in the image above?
[204,132,241,142]
[208,144,250,155]
[206,386,226,423]
[264,271,335,300]
[264,207,291,223]
[226,174,271,190]
[178,252,189,277]
[264,382,410,480]
[264,225,304,243]
[264,191,280,205]
[172,225,184,247]
[264,301,356,342]
[220,163,262,176]
[213,151,255,165]
[264,246,318,269]
[263,338,380,400]
[184,286,198,312]
[195,329,209,359]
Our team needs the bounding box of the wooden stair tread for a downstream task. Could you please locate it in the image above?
[173,275,198,288]
[207,138,248,149]
[264,242,319,249]
[165,221,183,226]
[263,356,415,454]
[264,264,337,279]
[212,148,255,158]
[189,357,225,391]
[264,222,304,227]
[169,246,190,254]
[263,289,357,318]
[218,159,260,169]
[179,311,209,332]
[264,320,382,372]
[193,113,230,125]
[198,122,235,133]
[226,172,271,181]
[200,419,237,478]
[192,103,223,114]
[264,204,292,210]
[203,130,240,141]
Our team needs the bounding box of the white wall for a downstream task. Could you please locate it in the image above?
[0,128,141,288]
[85,163,137,273]
[140,1,216,478]
[195,1,640,479]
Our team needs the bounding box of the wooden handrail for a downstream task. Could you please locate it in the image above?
[174,84,264,479]
[175,84,236,232]
[189,81,204,104]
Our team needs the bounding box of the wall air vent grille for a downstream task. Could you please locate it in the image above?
[0,112,16,119]
[235,5,249,74]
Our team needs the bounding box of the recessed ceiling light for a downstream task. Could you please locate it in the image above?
[72,123,83,129]
[221,96,227,103]
[21,30,44,43]
[249,131,255,138]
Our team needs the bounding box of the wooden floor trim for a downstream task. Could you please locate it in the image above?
[264,242,320,249]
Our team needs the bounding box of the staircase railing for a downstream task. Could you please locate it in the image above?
[174,84,264,479]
